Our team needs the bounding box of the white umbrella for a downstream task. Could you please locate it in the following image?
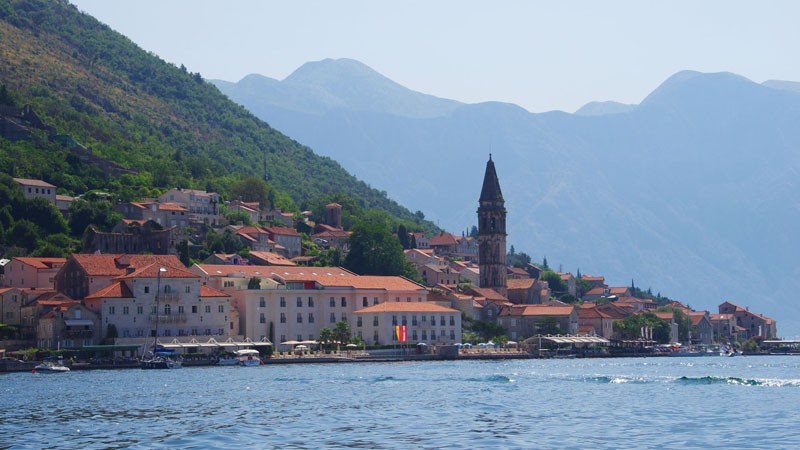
[280,340,301,345]
[295,345,308,350]
[345,343,358,348]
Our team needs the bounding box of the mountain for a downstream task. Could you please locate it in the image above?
[0,1,430,230]
[213,61,800,336]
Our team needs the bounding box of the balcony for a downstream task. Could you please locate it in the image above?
[149,313,188,323]
[158,292,180,302]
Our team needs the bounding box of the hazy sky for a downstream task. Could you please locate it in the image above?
[70,0,800,113]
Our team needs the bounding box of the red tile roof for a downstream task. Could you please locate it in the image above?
[200,286,230,297]
[507,278,536,290]
[158,203,188,212]
[118,262,199,280]
[248,251,296,266]
[500,305,575,317]
[13,177,55,188]
[354,302,457,314]
[71,254,184,277]
[13,257,66,269]
[265,226,301,237]
[86,281,134,299]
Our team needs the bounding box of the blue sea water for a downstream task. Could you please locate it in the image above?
[2,356,800,449]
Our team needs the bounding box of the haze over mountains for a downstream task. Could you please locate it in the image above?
[212,59,800,335]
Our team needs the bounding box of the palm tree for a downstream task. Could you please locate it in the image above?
[318,327,334,351]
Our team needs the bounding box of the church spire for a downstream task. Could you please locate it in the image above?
[479,154,504,203]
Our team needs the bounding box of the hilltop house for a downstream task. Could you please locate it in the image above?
[13,177,56,205]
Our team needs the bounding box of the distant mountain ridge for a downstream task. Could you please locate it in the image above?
[212,60,800,335]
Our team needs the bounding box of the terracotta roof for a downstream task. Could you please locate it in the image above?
[70,254,184,277]
[195,265,425,291]
[158,203,188,212]
[466,287,507,302]
[200,285,230,297]
[118,262,198,280]
[507,267,529,277]
[312,230,352,238]
[86,281,134,299]
[507,278,536,290]
[585,287,606,296]
[13,178,55,188]
[578,307,611,319]
[248,251,296,266]
[652,312,674,321]
[325,202,342,208]
[500,305,575,317]
[559,273,574,280]
[428,232,458,246]
[354,302,458,314]
[13,257,66,269]
[581,275,605,282]
[265,226,301,237]
[608,287,630,295]
[615,296,654,304]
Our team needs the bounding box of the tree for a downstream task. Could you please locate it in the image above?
[344,215,406,276]
[247,277,261,289]
[230,176,272,208]
[333,320,352,346]
[538,316,561,335]
[318,327,334,351]
[7,219,39,252]
[542,256,549,270]
[397,224,410,249]
[176,240,191,266]
[541,270,567,295]
[68,199,118,236]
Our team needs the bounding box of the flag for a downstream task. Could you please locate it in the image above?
[400,325,408,342]
[395,325,400,342]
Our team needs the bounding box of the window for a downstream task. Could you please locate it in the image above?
[123,306,129,315]
[308,313,315,323]
[330,297,335,307]
[297,313,303,323]
[422,331,427,340]
[218,305,224,313]
[164,304,171,314]
[341,313,347,322]
[392,315,397,326]
[205,329,211,335]
[178,306,185,314]
[450,330,455,340]
[192,305,197,314]
[422,315,427,322]
[357,317,363,327]
[373,317,379,326]
[440,316,445,326]
[205,305,211,313]
[297,297,302,307]
[431,330,436,340]
[185,286,191,293]
[297,334,303,341]
[260,313,266,324]
[280,297,286,307]
[412,330,418,340]
[374,331,379,343]
[362,297,368,307]
[259,298,266,308]
[164,285,172,293]
[450,316,455,326]
[412,316,418,326]
[308,297,314,307]
[109,306,115,315]
[430,316,435,324]
[144,286,150,294]
[151,305,157,314]
[280,313,286,323]
[406,297,411,302]
[330,313,336,323]
[401,316,407,326]
[341,297,347,307]
[280,335,286,344]
[373,297,379,305]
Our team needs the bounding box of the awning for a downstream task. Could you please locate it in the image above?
[81,344,142,351]
[65,319,94,326]
[540,336,611,345]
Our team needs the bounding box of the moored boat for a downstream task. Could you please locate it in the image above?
[34,358,70,373]
[236,349,262,366]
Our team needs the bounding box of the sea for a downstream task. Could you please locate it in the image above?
[2,356,799,449]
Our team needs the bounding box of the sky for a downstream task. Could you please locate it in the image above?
[68,1,800,113]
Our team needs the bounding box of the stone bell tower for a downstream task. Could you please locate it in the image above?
[477,154,507,296]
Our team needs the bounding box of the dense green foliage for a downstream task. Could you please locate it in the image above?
[343,212,416,278]
[614,312,671,344]
[0,0,435,251]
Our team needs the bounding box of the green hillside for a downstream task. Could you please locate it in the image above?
[0,0,431,229]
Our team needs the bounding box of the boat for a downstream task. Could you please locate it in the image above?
[141,350,183,369]
[235,349,262,366]
[216,352,240,366]
[720,345,742,357]
[34,358,70,373]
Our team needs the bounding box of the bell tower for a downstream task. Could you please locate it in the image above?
[477,154,507,296]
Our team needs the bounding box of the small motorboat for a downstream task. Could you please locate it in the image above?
[34,358,70,373]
